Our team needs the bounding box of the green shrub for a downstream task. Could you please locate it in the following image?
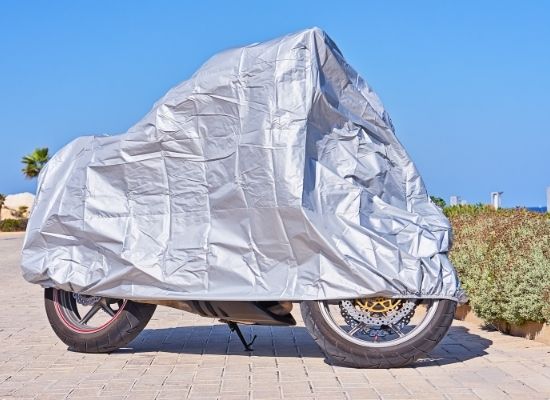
[446,206,550,324]
[0,218,28,232]
[444,203,490,218]
[430,196,446,209]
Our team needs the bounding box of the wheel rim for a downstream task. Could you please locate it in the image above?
[53,289,127,333]
[318,298,440,348]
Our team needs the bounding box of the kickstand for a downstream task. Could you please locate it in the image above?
[223,320,257,351]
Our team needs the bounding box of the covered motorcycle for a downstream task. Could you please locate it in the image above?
[21,28,464,368]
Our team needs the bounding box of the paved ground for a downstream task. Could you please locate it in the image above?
[0,232,549,400]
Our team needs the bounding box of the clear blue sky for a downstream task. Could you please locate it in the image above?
[1,1,549,207]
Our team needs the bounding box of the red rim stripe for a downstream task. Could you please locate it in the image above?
[54,289,127,334]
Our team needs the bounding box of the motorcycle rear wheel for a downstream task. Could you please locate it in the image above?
[301,298,456,368]
[44,288,156,353]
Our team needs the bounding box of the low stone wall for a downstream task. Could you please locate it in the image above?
[455,304,550,345]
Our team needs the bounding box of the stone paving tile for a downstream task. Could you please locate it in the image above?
[1,232,550,400]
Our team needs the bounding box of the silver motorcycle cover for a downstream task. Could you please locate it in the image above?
[21,28,464,302]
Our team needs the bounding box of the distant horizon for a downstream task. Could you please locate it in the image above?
[1,2,549,207]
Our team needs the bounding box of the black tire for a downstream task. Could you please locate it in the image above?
[300,299,456,368]
[44,288,156,353]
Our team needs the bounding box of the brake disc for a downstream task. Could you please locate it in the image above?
[339,298,417,337]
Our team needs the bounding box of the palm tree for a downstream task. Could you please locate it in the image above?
[0,193,5,221]
[22,147,49,179]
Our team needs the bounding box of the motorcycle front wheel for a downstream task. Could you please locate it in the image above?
[301,298,456,368]
[44,288,156,353]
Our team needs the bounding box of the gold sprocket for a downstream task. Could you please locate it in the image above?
[355,297,402,313]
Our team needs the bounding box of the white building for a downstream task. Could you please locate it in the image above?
[491,191,503,210]
[450,195,461,206]
[0,192,35,220]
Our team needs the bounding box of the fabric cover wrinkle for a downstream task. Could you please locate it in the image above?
[21,28,464,303]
